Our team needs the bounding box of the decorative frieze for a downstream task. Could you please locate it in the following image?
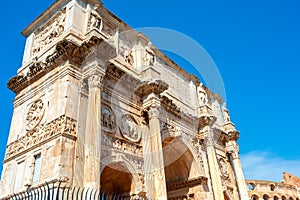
[101,133,143,156]
[32,8,66,56]
[5,115,76,161]
[167,176,208,192]
[7,36,114,94]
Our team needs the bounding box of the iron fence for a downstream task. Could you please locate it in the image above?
[3,181,147,200]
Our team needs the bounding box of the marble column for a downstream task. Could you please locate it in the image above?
[136,80,168,200]
[228,142,249,200]
[204,125,225,200]
[83,71,104,190]
[145,93,167,200]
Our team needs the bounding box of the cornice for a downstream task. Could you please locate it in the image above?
[7,36,112,94]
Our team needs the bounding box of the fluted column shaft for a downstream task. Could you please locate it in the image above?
[144,94,167,200]
[228,144,248,200]
[205,127,225,200]
[83,72,104,190]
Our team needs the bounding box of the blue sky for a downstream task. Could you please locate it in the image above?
[0,0,299,182]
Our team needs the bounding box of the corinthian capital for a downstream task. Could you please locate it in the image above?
[88,74,104,88]
[148,103,160,120]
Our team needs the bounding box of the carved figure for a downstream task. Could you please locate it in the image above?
[124,50,134,65]
[219,158,229,178]
[6,115,76,159]
[120,114,140,142]
[32,9,66,55]
[222,103,231,122]
[101,106,115,130]
[89,5,102,31]
[144,42,155,66]
[25,99,45,131]
[197,86,208,106]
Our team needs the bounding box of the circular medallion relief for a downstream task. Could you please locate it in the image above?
[101,106,116,131]
[25,99,45,131]
[120,114,141,143]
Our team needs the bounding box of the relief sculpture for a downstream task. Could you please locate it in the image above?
[87,5,102,32]
[120,114,141,143]
[32,9,66,56]
[25,99,45,131]
[101,106,115,131]
[6,115,76,161]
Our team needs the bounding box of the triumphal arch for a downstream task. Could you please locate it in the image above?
[0,0,249,199]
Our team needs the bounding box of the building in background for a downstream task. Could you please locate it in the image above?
[246,173,300,200]
[0,0,299,199]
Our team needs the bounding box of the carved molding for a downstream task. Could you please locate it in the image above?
[198,115,216,128]
[160,95,198,123]
[167,176,208,192]
[134,80,168,97]
[8,36,115,94]
[25,99,45,131]
[32,8,66,56]
[5,115,76,162]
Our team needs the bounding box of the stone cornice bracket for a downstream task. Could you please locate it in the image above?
[199,115,217,128]
[223,121,240,142]
[84,37,117,64]
[134,80,169,98]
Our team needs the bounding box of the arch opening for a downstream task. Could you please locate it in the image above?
[100,162,133,196]
[163,137,205,199]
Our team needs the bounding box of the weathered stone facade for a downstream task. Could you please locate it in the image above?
[246,173,300,200]
[0,0,298,200]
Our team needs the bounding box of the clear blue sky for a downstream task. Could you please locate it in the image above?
[0,0,299,182]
